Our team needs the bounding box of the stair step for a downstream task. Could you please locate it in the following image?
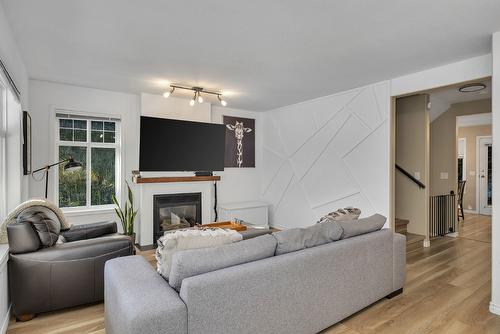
[395,218,409,235]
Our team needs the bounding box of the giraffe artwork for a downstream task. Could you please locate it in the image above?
[223,116,255,168]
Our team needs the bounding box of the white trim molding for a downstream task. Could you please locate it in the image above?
[490,301,500,315]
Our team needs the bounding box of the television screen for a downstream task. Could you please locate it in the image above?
[139,116,226,172]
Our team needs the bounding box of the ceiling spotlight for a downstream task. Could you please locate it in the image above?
[163,86,175,98]
[189,92,196,106]
[197,92,204,103]
[218,94,227,107]
[458,83,486,93]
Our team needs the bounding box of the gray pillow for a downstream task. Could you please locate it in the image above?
[169,234,277,291]
[338,214,386,239]
[17,206,61,247]
[272,221,343,255]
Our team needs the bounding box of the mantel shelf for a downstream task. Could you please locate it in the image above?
[133,175,221,184]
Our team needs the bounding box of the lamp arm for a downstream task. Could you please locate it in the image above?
[32,157,71,174]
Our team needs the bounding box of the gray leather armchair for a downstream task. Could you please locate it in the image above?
[7,206,134,320]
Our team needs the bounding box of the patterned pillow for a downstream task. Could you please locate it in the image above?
[317,207,361,223]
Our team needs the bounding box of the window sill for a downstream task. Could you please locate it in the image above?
[62,206,115,217]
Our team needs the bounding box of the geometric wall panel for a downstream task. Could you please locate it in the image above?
[262,81,390,228]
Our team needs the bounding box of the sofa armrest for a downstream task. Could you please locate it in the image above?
[105,256,187,334]
[393,233,406,291]
[61,221,117,242]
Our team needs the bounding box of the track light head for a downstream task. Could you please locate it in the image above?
[163,86,175,98]
[189,92,196,106]
[218,94,227,107]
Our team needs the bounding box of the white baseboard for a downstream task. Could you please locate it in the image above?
[0,305,10,334]
[447,232,459,238]
[490,301,500,315]
[463,209,478,214]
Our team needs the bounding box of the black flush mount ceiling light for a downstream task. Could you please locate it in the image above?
[162,85,228,107]
[458,83,486,93]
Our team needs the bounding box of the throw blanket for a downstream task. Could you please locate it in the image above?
[156,228,243,279]
[0,199,72,244]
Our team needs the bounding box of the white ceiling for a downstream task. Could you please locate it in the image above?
[2,0,500,111]
[429,78,491,121]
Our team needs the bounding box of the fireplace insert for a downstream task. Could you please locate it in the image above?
[153,192,201,244]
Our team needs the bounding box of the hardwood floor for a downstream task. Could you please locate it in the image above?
[7,215,500,333]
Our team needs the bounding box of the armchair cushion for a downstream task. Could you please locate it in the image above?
[17,206,61,247]
[61,221,117,242]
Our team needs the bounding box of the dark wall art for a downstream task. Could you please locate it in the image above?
[223,115,255,168]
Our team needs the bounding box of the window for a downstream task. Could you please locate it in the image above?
[56,113,120,209]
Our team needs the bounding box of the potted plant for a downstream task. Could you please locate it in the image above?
[112,181,138,244]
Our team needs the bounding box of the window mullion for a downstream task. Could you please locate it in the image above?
[86,121,92,208]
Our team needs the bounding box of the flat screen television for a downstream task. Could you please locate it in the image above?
[139,116,226,172]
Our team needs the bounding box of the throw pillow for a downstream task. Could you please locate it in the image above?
[156,228,243,279]
[272,221,343,255]
[338,214,386,239]
[169,234,277,291]
[317,207,361,223]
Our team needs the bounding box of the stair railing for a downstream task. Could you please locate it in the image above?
[395,164,425,189]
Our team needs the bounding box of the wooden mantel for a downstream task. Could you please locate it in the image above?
[133,175,221,184]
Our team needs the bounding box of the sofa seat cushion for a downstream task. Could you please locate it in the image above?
[156,228,242,280]
[272,221,343,255]
[168,234,277,291]
[338,214,386,239]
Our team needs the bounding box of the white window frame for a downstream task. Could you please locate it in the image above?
[53,109,122,212]
[458,137,466,182]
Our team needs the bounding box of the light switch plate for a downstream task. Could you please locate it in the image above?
[414,172,421,180]
[440,172,449,180]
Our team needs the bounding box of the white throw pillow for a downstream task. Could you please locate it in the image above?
[155,228,243,279]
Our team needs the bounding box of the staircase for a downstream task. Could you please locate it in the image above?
[395,218,409,235]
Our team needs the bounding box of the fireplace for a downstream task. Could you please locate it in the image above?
[153,192,201,244]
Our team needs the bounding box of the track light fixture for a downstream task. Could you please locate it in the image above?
[162,84,228,107]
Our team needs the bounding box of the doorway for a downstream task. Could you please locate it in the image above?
[478,136,492,215]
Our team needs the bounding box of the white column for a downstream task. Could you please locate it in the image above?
[491,31,500,315]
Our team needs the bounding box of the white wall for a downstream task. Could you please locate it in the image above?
[491,31,500,316]
[261,82,390,229]
[28,80,141,225]
[0,1,29,208]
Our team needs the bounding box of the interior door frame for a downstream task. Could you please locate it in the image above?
[476,135,492,215]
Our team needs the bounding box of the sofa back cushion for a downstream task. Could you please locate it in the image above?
[16,206,61,247]
[338,214,386,239]
[168,234,277,291]
[272,221,343,255]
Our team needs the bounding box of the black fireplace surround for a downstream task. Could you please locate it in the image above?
[153,192,201,244]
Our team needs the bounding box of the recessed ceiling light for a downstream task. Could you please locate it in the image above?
[458,83,486,93]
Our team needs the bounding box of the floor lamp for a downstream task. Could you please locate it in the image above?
[32,156,83,198]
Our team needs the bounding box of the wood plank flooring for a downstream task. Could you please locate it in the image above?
[7,215,500,334]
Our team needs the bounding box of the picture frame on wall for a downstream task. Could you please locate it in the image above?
[22,111,32,175]
[223,115,255,168]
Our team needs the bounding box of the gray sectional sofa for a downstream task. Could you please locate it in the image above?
[105,215,406,334]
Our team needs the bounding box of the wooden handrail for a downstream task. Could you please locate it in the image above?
[395,164,426,189]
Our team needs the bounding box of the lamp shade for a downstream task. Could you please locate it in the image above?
[64,158,83,172]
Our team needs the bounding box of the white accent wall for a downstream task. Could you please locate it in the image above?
[261,82,390,228]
